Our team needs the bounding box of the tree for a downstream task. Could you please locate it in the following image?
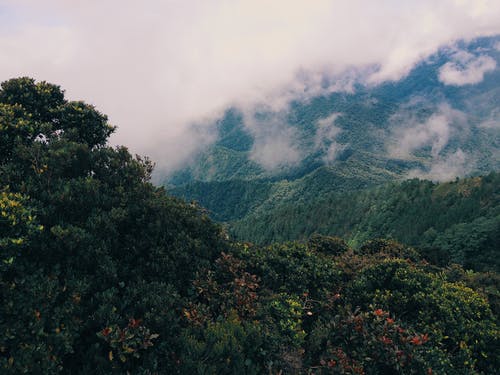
[0,78,226,373]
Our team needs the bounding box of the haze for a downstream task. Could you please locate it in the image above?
[1,0,499,173]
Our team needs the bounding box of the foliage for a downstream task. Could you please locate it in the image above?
[348,259,499,373]
[0,190,42,265]
[1,77,498,374]
[97,319,159,368]
[180,314,267,375]
[235,242,342,298]
[307,307,451,374]
[231,174,500,272]
[0,78,226,373]
[308,233,350,256]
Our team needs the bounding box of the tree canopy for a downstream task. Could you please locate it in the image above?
[0,78,498,374]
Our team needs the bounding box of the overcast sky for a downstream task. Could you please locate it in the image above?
[1,0,500,173]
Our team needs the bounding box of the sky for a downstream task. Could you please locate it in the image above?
[1,0,500,174]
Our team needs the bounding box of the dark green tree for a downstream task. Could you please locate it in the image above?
[0,78,226,373]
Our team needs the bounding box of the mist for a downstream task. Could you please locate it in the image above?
[438,49,497,86]
[388,103,467,159]
[314,114,344,163]
[1,0,500,174]
[408,149,473,182]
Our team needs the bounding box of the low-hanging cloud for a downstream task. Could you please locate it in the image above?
[438,49,497,86]
[408,149,473,182]
[387,101,480,181]
[245,110,302,170]
[388,103,467,159]
[314,113,345,163]
[1,0,500,174]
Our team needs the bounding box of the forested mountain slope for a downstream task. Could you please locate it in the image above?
[167,37,500,275]
[1,78,499,374]
[172,168,499,273]
[167,36,500,187]
[170,157,400,222]
[231,173,500,272]
[168,37,500,237]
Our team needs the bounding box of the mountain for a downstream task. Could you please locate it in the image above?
[231,173,500,271]
[168,36,500,185]
[2,77,499,374]
[166,36,500,260]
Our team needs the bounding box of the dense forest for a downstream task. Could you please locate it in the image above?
[171,170,500,273]
[230,174,500,272]
[167,37,500,190]
[168,37,500,277]
[1,78,499,374]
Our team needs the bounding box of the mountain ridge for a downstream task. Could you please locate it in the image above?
[165,36,500,189]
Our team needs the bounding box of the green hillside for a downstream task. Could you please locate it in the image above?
[170,152,403,222]
[167,37,500,189]
[2,77,499,374]
[172,165,500,273]
[231,173,500,272]
[167,37,500,276]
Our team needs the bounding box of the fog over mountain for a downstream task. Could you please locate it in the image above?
[1,4,500,372]
[1,1,500,174]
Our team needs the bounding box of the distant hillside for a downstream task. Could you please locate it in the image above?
[230,172,500,272]
[2,77,499,375]
[166,36,500,189]
[171,166,500,273]
[170,153,404,222]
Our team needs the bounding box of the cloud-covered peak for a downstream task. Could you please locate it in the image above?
[1,1,500,173]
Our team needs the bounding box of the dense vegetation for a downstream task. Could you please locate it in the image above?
[171,166,499,273]
[169,38,500,275]
[168,37,500,188]
[230,174,500,272]
[1,78,499,374]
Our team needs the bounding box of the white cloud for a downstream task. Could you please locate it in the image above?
[438,50,497,85]
[388,103,467,159]
[245,110,302,170]
[388,102,476,182]
[408,149,472,181]
[314,113,345,163]
[0,1,499,173]
[494,41,500,51]
[249,135,302,171]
